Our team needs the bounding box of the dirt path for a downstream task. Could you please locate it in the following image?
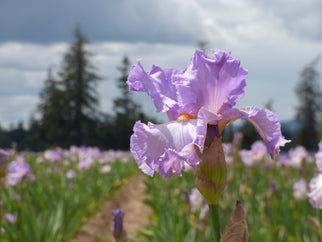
[74,174,151,242]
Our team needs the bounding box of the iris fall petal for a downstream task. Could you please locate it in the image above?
[130,119,204,177]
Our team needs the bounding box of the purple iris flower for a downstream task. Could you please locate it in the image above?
[5,213,17,223]
[6,156,34,186]
[128,50,289,178]
[111,209,125,238]
[315,140,322,172]
[308,173,322,209]
[239,141,268,167]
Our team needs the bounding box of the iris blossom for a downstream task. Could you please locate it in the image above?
[128,50,289,178]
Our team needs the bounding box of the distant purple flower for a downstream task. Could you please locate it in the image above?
[183,188,190,204]
[6,156,34,186]
[239,141,268,167]
[112,209,125,238]
[44,149,61,162]
[315,140,322,172]
[36,156,44,164]
[15,194,21,201]
[128,50,289,177]
[66,169,76,179]
[307,173,322,209]
[0,149,9,176]
[78,157,94,171]
[288,146,308,168]
[100,165,111,174]
[292,178,308,200]
[222,143,234,164]
[233,132,243,146]
[276,154,290,168]
[199,204,209,222]
[5,213,17,223]
[189,188,204,212]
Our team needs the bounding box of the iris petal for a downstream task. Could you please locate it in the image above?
[127,60,181,118]
[176,50,248,116]
[225,107,290,159]
[130,119,205,177]
[196,106,289,159]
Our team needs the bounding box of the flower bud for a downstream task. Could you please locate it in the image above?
[111,209,126,241]
[220,201,249,242]
[195,135,227,205]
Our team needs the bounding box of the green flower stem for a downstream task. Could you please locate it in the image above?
[209,203,221,242]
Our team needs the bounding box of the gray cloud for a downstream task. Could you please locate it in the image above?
[0,0,206,44]
[247,0,322,41]
[1,0,322,128]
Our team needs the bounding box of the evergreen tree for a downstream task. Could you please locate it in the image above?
[317,113,322,140]
[113,56,142,118]
[110,56,149,149]
[37,68,68,146]
[59,26,101,145]
[295,56,321,150]
[197,41,209,53]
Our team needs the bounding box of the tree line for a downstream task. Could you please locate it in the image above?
[0,30,321,151]
[0,27,152,151]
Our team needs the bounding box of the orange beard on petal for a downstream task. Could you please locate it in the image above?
[177,113,195,122]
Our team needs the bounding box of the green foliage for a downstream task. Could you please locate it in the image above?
[140,158,322,242]
[1,152,138,241]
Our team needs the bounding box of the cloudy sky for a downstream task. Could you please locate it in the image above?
[1,0,322,128]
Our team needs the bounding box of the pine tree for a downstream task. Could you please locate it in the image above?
[110,56,149,149]
[59,26,101,145]
[113,56,142,118]
[37,68,68,146]
[295,56,321,150]
[317,113,322,140]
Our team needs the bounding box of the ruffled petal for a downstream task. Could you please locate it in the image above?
[176,50,248,116]
[127,60,181,118]
[130,119,205,177]
[235,107,290,159]
[197,106,290,159]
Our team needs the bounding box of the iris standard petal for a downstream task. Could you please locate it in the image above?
[127,60,180,117]
[176,50,248,116]
[130,119,204,177]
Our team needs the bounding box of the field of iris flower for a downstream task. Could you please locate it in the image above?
[140,138,322,242]
[1,138,321,241]
[0,147,137,241]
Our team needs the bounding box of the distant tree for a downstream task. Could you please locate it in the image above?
[197,41,209,53]
[295,56,321,150]
[317,113,322,141]
[236,120,260,149]
[110,56,150,149]
[59,26,101,145]
[113,56,142,119]
[235,100,275,149]
[37,68,68,146]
